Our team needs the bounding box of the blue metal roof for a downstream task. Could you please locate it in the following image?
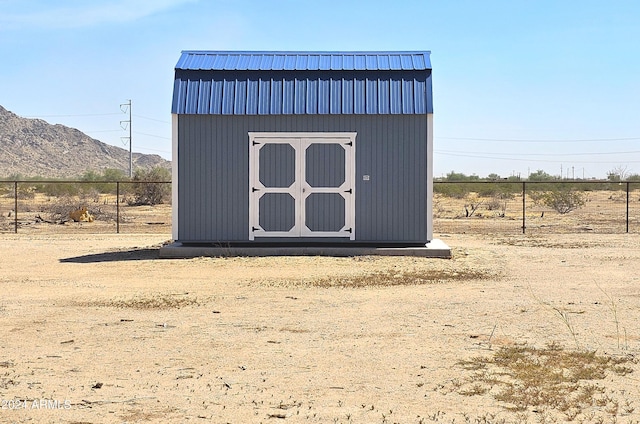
[172,51,432,115]
[176,51,431,71]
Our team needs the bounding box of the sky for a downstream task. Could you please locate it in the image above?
[1,0,639,179]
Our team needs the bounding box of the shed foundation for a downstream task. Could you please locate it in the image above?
[159,239,451,259]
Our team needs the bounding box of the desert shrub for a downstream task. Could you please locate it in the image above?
[127,167,171,206]
[434,182,469,199]
[3,177,80,198]
[486,196,507,216]
[16,183,36,199]
[432,198,445,218]
[43,194,119,223]
[463,193,484,217]
[43,195,90,223]
[436,181,521,199]
[80,168,127,195]
[476,185,500,198]
[576,181,605,192]
[476,183,519,198]
[40,182,81,197]
[527,182,557,192]
[0,183,11,197]
[531,189,587,214]
[528,190,545,205]
[527,169,555,181]
[26,181,105,199]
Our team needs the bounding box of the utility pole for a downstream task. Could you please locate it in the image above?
[120,100,132,178]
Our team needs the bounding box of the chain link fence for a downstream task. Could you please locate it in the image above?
[434,181,640,235]
[0,180,171,234]
[2,180,639,235]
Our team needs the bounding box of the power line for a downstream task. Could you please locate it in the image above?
[435,151,640,164]
[133,114,170,124]
[25,113,122,118]
[436,149,640,157]
[136,146,171,154]
[437,136,640,143]
[133,131,170,140]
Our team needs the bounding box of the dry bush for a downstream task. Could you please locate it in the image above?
[456,343,635,414]
[42,194,119,223]
[433,197,445,218]
[486,196,507,217]
[463,193,484,218]
[78,292,202,310]
[127,167,171,206]
[0,183,12,197]
[308,269,491,288]
[17,184,36,199]
[530,190,587,214]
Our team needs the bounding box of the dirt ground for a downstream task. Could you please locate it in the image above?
[0,232,639,423]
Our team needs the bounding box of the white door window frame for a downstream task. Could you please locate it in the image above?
[249,132,356,240]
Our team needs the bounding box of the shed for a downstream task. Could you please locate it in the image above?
[170,50,434,247]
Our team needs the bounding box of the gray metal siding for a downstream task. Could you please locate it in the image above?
[178,114,427,243]
[305,143,345,187]
[259,193,296,232]
[305,193,345,232]
[259,143,295,187]
[178,115,249,241]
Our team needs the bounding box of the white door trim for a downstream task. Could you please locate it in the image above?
[249,137,300,239]
[249,132,356,240]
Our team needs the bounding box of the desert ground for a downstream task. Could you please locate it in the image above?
[0,232,639,423]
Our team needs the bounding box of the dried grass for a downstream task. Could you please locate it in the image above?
[306,268,492,288]
[456,343,636,415]
[77,292,203,310]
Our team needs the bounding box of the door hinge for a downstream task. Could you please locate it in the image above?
[252,187,260,192]
[345,228,353,233]
[344,188,352,194]
[252,226,260,232]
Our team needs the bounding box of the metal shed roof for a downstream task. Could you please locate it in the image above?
[172,51,432,115]
[176,51,431,71]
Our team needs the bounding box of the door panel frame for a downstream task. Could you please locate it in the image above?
[249,132,356,240]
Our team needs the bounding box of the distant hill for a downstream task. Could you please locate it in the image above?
[0,105,170,179]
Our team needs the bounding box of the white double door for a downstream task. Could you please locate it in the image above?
[249,132,356,240]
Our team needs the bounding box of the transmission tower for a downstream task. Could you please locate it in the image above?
[120,100,132,178]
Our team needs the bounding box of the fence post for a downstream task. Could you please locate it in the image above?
[627,181,630,233]
[116,181,120,234]
[522,181,526,234]
[14,181,18,234]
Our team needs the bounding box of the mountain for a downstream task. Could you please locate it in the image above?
[0,105,170,178]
